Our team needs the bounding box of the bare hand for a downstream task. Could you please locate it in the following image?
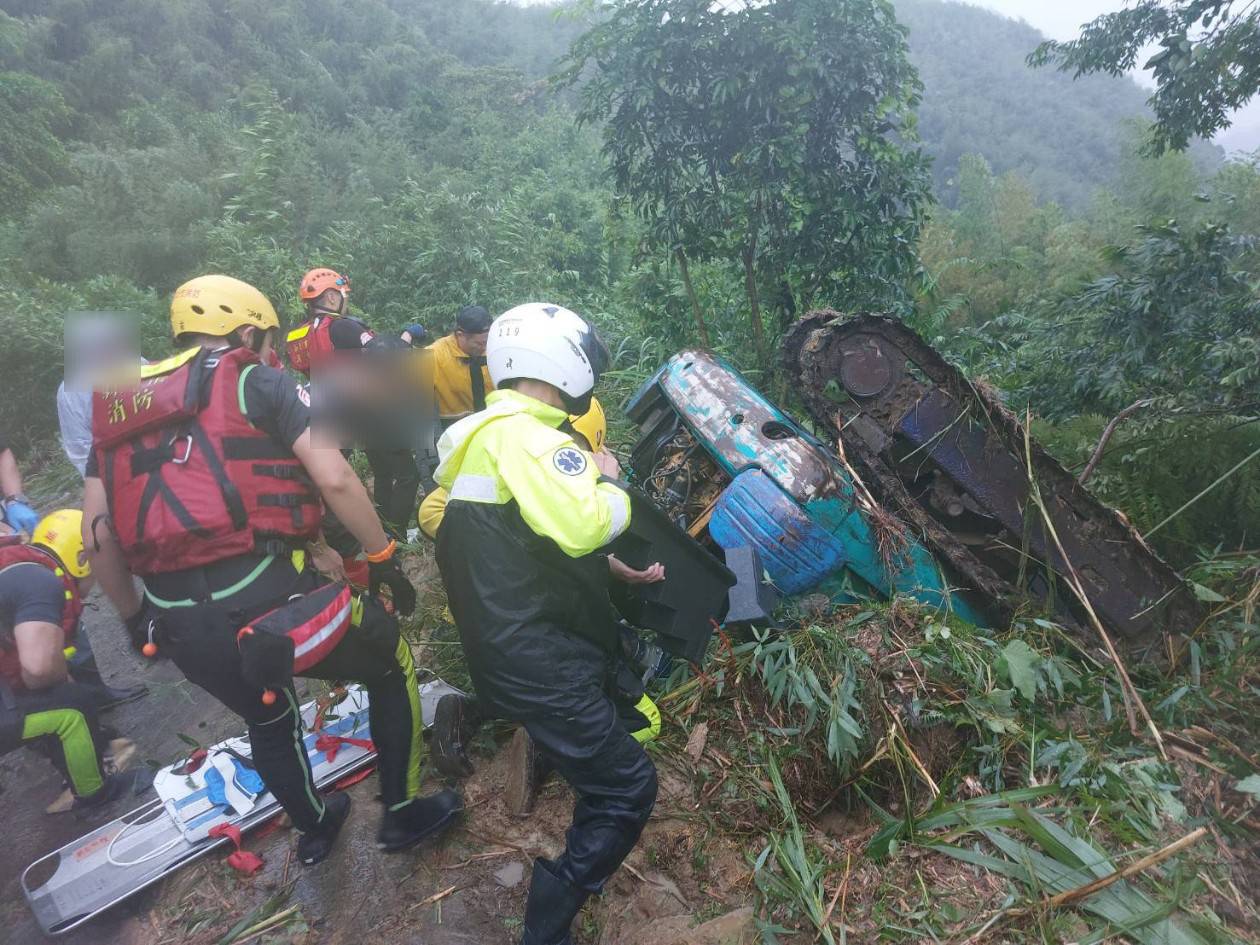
[309,540,349,584]
[608,555,665,585]
[593,448,621,479]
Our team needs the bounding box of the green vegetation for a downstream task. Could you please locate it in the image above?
[897,0,1222,208]
[1031,0,1260,154]
[1,2,1258,939]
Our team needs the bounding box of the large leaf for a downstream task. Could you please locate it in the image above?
[931,813,1211,945]
[996,639,1040,701]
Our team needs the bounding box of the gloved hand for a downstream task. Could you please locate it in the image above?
[4,498,39,534]
[124,605,162,657]
[368,541,417,616]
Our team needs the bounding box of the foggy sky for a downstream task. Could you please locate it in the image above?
[513,0,1260,152]
[965,0,1259,152]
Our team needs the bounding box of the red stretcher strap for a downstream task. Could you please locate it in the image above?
[314,733,375,763]
[207,822,265,875]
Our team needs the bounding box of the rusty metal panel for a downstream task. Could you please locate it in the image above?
[782,311,1204,642]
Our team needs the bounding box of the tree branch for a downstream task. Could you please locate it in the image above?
[1078,398,1152,485]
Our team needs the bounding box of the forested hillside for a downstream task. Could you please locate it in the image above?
[1,4,1258,944]
[0,0,1255,559]
[897,0,1220,206]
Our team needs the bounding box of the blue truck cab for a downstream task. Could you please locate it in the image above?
[626,350,986,625]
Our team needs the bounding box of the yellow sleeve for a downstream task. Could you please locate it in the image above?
[497,435,630,558]
[418,487,449,540]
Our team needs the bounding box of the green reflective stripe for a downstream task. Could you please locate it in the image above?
[395,635,423,801]
[630,693,662,745]
[237,363,257,417]
[23,707,104,797]
[144,555,277,608]
[285,688,325,820]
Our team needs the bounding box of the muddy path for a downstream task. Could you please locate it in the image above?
[0,594,761,945]
[0,591,242,945]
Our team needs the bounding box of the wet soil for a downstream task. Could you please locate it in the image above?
[0,596,760,945]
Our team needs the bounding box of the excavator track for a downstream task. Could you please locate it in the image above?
[781,311,1202,643]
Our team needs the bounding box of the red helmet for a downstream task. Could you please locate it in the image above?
[299,268,350,302]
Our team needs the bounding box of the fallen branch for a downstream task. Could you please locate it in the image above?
[1044,827,1207,909]
[821,850,852,931]
[1078,399,1151,485]
[408,884,458,912]
[439,849,516,870]
[227,906,301,945]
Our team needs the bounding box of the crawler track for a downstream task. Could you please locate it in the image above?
[782,311,1202,642]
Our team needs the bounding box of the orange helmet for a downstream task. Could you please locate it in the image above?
[299,268,350,302]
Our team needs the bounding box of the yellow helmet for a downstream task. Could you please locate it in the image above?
[170,275,279,340]
[32,509,90,579]
[570,396,606,453]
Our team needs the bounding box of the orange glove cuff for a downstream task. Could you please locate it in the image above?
[365,539,396,564]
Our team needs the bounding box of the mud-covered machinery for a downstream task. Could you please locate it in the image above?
[781,312,1203,641]
[626,350,988,625]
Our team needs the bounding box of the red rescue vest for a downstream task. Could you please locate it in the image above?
[91,346,322,576]
[0,545,81,689]
[284,315,338,377]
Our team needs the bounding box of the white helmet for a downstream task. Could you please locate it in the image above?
[488,303,610,413]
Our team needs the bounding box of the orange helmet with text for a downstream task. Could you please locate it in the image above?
[299,268,350,302]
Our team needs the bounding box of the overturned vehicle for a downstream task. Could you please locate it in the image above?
[624,314,1202,646]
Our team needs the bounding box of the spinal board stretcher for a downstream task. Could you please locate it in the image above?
[21,677,462,936]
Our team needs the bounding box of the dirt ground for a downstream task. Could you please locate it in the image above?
[0,592,763,945]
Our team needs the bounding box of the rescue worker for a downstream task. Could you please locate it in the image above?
[1,428,143,708]
[0,510,148,810]
[284,268,373,375]
[428,305,494,426]
[361,336,423,538]
[433,302,656,945]
[423,396,665,804]
[84,274,461,865]
[1,439,39,536]
[286,268,418,538]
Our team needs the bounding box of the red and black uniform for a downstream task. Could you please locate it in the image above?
[0,549,111,800]
[287,314,419,538]
[87,344,425,833]
[285,315,375,379]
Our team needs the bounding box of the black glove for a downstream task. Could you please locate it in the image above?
[124,605,163,657]
[369,550,417,616]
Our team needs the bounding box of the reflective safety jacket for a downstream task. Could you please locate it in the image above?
[433,389,631,717]
[428,333,495,420]
[284,315,337,377]
[92,346,322,576]
[0,545,81,689]
[285,314,374,377]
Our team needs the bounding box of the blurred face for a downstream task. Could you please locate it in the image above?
[456,329,489,357]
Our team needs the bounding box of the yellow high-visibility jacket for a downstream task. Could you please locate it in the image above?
[428,333,495,421]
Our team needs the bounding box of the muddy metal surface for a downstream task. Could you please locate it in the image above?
[783,312,1203,642]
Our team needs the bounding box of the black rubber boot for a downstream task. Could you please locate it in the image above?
[376,788,463,852]
[519,858,589,945]
[505,726,553,818]
[297,791,352,865]
[430,693,481,779]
